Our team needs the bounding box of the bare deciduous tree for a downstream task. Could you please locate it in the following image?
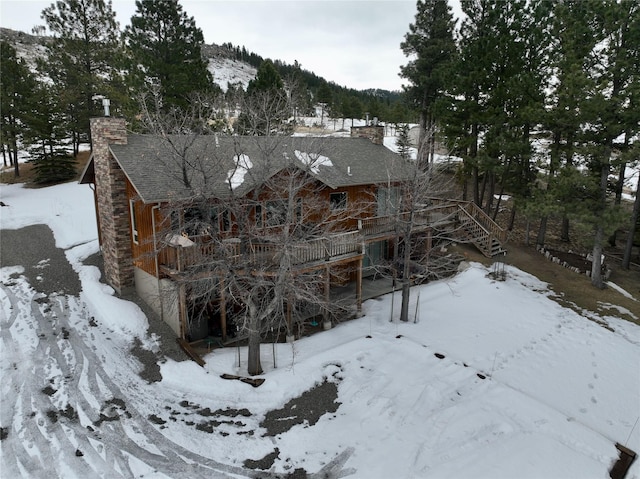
[373,127,476,323]
[138,107,363,374]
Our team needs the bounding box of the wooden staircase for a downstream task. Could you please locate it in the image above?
[457,202,507,257]
[429,198,507,258]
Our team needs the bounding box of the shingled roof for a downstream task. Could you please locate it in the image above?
[104,134,411,204]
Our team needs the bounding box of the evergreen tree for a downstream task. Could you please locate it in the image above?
[40,0,123,152]
[125,0,214,111]
[24,82,77,184]
[247,59,283,94]
[396,124,412,160]
[236,60,290,135]
[400,0,456,165]
[441,0,492,203]
[446,0,548,217]
[538,0,604,245]
[0,42,34,177]
[582,0,639,287]
[314,82,333,126]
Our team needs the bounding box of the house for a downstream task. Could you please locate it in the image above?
[81,117,506,347]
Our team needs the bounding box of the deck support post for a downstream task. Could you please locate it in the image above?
[179,283,187,340]
[323,265,332,330]
[356,257,363,315]
[220,278,227,341]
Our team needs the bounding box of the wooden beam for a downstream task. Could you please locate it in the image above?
[176,338,205,367]
[179,284,187,340]
[324,265,330,323]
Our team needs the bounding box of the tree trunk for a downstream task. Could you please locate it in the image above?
[622,185,640,270]
[399,218,413,322]
[471,123,480,205]
[400,280,410,323]
[479,170,488,209]
[10,137,19,177]
[591,153,610,289]
[508,205,517,231]
[247,324,263,376]
[536,216,548,248]
[561,215,570,242]
[493,160,512,222]
[614,161,626,205]
[486,171,496,215]
[590,224,605,289]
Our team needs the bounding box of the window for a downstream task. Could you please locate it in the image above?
[220,209,231,232]
[295,198,303,222]
[255,204,263,228]
[330,192,347,210]
[266,200,287,227]
[129,199,139,244]
[206,207,231,233]
[170,210,180,231]
[377,187,401,215]
[207,207,219,231]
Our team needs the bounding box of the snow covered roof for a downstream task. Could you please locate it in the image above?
[107,135,413,203]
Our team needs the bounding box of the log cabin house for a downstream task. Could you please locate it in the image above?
[80,117,506,347]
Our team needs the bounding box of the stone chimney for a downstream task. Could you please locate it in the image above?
[350,125,384,145]
[90,117,133,295]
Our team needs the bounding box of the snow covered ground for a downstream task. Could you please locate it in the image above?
[207,57,257,92]
[1,176,639,478]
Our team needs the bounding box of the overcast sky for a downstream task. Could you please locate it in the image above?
[0,0,466,92]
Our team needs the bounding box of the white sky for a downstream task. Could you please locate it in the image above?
[0,0,463,91]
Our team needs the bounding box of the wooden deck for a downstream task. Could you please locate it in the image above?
[158,199,508,277]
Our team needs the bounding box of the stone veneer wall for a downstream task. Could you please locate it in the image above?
[350,125,384,145]
[90,117,133,295]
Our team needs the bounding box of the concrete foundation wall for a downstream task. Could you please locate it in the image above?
[134,267,180,337]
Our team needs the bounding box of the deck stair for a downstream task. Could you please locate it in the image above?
[425,198,506,257]
[456,202,507,257]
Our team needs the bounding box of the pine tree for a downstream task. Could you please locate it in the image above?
[24,83,77,184]
[536,0,604,245]
[125,0,214,111]
[236,60,290,135]
[400,0,456,165]
[582,0,640,287]
[396,124,412,160]
[0,42,34,177]
[247,59,283,93]
[40,0,123,152]
[315,82,333,126]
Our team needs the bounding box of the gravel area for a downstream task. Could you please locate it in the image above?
[1,225,188,380]
[83,250,190,373]
[0,224,81,296]
[260,381,340,436]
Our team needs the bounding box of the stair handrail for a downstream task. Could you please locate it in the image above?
[427,197,506,243]
[461,202,507,243]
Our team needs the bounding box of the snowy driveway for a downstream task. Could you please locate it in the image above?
[0,225,349,478]
[0,225,262,478]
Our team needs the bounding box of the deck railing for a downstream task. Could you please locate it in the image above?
[158,199,507,272]
[358,203,459,236]
[159,230,363,273]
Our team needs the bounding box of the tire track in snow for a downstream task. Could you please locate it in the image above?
[2,270,352,478]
